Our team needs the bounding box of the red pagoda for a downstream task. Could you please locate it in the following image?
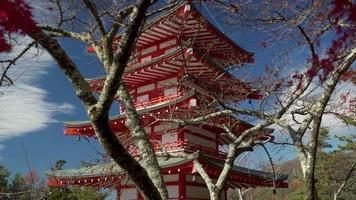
[47,1,288,199]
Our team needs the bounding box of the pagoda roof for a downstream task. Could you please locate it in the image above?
[87,46,183,91]
[64,90,195,126]
[47,153,287,188]
[46,157,188,180]
[140,0,253,63]
[64,90,196,135]
[85,1,261,100]
[88,1,253,65]
[63,86,271,142]
[87,46,261,100]
[63,105,272,141]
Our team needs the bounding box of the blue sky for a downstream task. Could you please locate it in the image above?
[0,38,105,176]
[0,0,355,180]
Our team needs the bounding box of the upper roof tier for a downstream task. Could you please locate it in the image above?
[87,0,255,92]
[136,0,253,65]
[88,1,253,66]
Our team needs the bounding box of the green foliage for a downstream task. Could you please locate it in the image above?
[0,164,10,191]
[336,134,356,151]
[44,160,109,200]
[45,186,109,200]
[0,164,37,200]
[317,127,332,149]
[288,189,305,200]
[54,160,67,170]
[243,130,355,200]
[316,133,356,200]
[0,161,109,200]
[8,173,30,192]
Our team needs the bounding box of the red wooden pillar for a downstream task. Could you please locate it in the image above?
[179,173,186,200]
[177,128,184,144]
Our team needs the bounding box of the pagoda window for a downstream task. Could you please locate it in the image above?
[164,87,177,97]
[162,132,178,144]
[189,98,197,107]
[167,185,179,199]
[136,94,149,103]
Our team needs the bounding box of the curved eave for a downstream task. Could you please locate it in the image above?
[63,91,196,136]
[189,2,253,63]
[202,116,274,144]
[47,153,287,188]
[46,157,192,187]
[198,154,288,188]
[86,46,260,101]
[87,0,253,65]
[86,47,182,90]
[46,157,190,180]
[144,1,253,63]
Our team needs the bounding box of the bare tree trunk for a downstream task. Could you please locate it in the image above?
[237,189,245,200]
[29,30,162,200]
[292,48,356,200]
[209,190,221,200]
[304,117,322,200]
[26,0,172,198]
[117,83,167,199]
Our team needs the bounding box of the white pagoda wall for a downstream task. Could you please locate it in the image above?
[185,185,210,199]
[118,173,229,200]
[185,175,227,200]
[119,174,179,200]
[132,76,178,104]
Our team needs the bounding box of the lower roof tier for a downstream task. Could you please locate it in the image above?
[47,153,288,189]
[63,91,273,140]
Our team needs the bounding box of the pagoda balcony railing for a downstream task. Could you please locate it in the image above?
[135,92,183,109]
[128,140,227,159]
[120,90,185,112]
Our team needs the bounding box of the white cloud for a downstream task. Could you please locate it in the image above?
[321,82,355,136]
[0,37,73,142]
[280,81,355,137]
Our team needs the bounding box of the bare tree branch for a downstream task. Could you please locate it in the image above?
[0,41,36,87]
[82,0,106,35]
